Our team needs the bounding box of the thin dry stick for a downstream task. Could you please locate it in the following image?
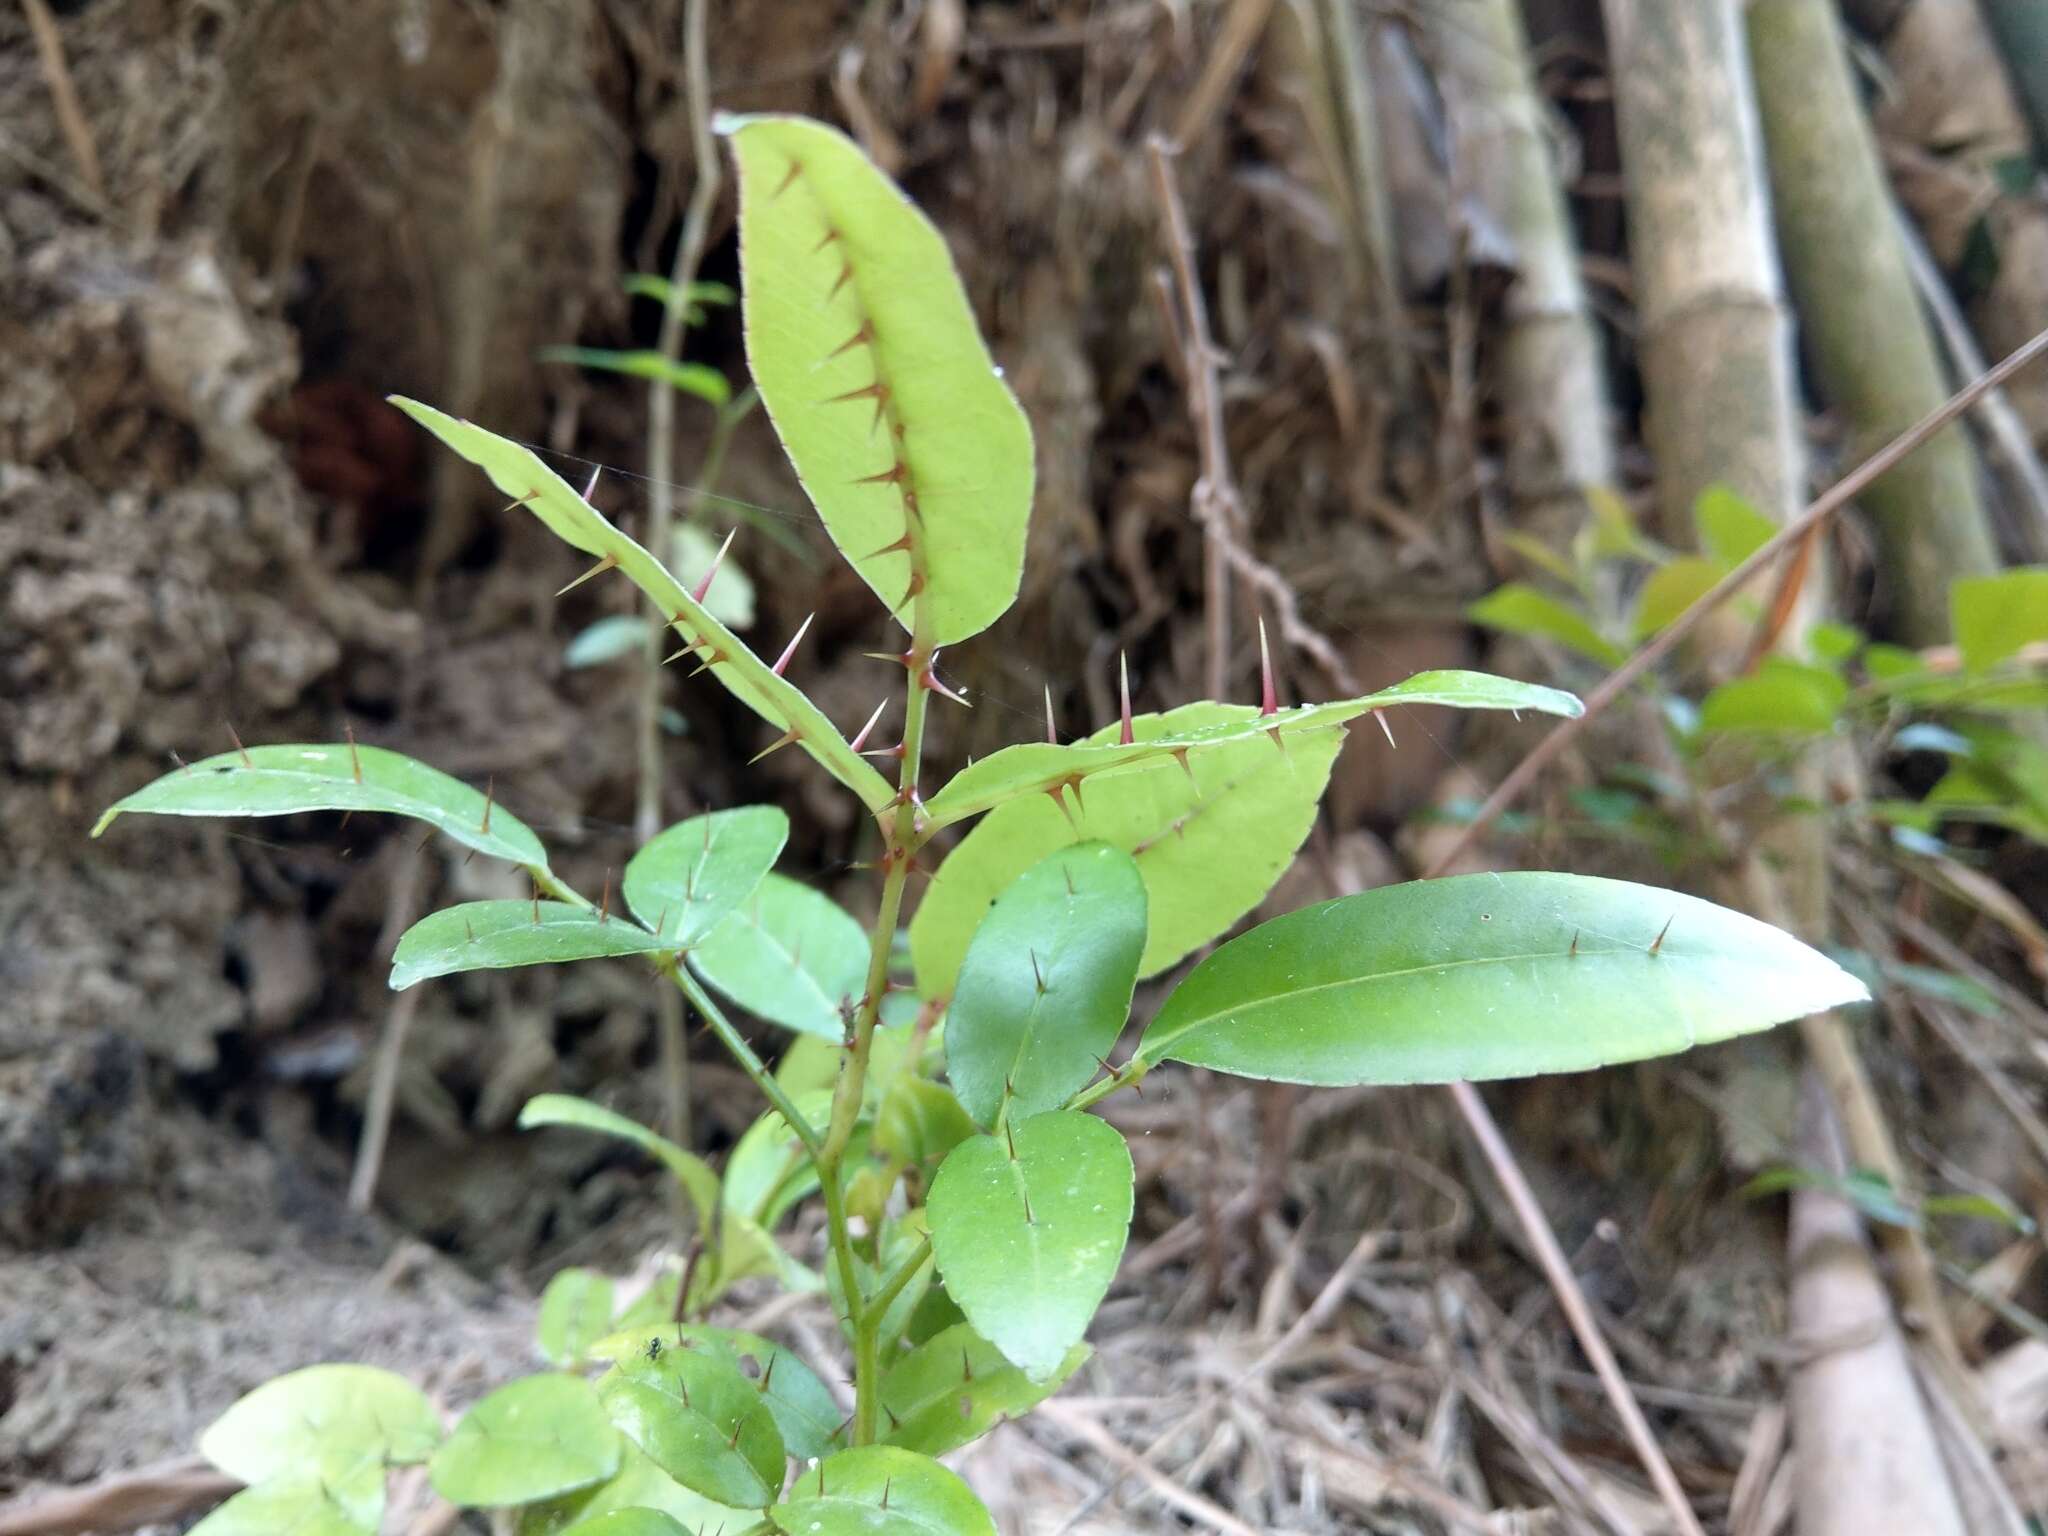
[1035,1401,1265,1536]
[20,0,105,204]
[1432,323,2048,875]
[637,0,719,1158]
[1172,0,1279,150]
[348,843,427,1211]
[1147,136,1358,696]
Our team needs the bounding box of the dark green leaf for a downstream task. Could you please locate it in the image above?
[391,902,675,991]
[430,1375,621,1507]
[94,744,548,869]
[598,1350,785,1509]
[927,1111,1133,1379]
[590,1327,842,1461]
[1135,872,1869,1085]
[769,1445,996,1536]
[689,875,867,1038]
[945,843,1145,1126]
[880,1323,1088,1457]
[623,807,788,949]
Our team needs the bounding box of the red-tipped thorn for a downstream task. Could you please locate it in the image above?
[826,321,873,360]
[861,741,906,761]
[345,722,364,784]
[864,647,916,668]
[848,699,888,755]
[691,527,736,605]
[920,653,970,708]
[749,728,801,765]
[1258,616,1279,717]
[1044,684,1058,745]
[227,723,252,768]
[1118,652,1134,746]
[771,613,815,677]
[1649,915,1674,956]
[580,464,602,500]
[1375,711,1397,748]
[557,552,618,596]
[481,774,495,834]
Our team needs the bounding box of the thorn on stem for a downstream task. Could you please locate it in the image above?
[770,613,815,677]
[848,699,888,754]
[1044,684,1058,745]
[580,464,602,501]
[1045,783,1078,833]
[497,489,541,515]
[555,552,619,596]
[1118,652,1134,746]
[1258,616,1278,717]
[691,528,737,605]
[1375,711,1397,749]
[749,728,802,765]
[919,653,970,708]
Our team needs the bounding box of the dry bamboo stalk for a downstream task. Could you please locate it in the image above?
[1425,0,1616,545]
[1746,0,1998,644]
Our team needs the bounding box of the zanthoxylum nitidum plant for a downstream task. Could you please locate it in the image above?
[93,117,1867,1536]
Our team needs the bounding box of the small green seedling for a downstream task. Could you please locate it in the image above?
[96,116,1867,1535]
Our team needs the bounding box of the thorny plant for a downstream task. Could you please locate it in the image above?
[95,118,1868,1536]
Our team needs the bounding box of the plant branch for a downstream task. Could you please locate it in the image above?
[666,962,819,1156]
[1433,323,2048,875]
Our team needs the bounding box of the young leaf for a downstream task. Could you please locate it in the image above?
[516,1442,744,1536]
[187,1474,379,1536]
[623,806,789,948]
[390,902,675,991]
[769,1445,996,1536]
[923,670,1580,829]
[199,1365,440,1500]
[689,874,867,1038]
[538,1269,618,1367]
[926,1110,1133,1380]
[1468,583,1627,667]
[912,703,1345,998]
[1133,872,1870,1085]
[874,1077,977,1172]
[391,398,892,812]
[1952,567,2048,672]
[430,1375,622,1507]
[592,1326,843,1462]
[880,1322,1089,1457]
[1694,484,1777,566]
[723,1089,837,1228]
[945,843,1146,1126]
[538,347,732,407]
[518,1094,721,1230]
[94,744,549,869]
[1632,557,1723,640]
[597,1350,786,1509]
[722,113,1034,646]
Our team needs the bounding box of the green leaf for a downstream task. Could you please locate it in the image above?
[558,1512,690,1536]
[93,744,548,869]
[1585,484,1658,560]
[430,1375,621,1508]
[200,1365,439,1496]
[927,1110,1133,1380]
[623,806,788,949]
[912,702,1345,999]
[723,1090,835,1228]
[624,273,738,312]
[1699,658,1847,736]
[567,616,654,669]
[880,1323,1088,1457]
[598,1349,786,1509]
[1952,568,2048,672]
[538,1269,618,1367]
[945,843,1145,1126]
[875,1077,977,1172]
[922,670,1580,829]
[769,1446,996,1536]
[1133,872,1869,1085]
[670,522,756,628]
[828,1212,935,1358]
[188,1475,379,1536]
[1808,621,1864,663]
[1468,583,1626,668]
[539,347,732,407]
[1632,557,1722,639]
[390,902,676,991]
[591,1329,840,1463]
[518,1094,721,1230]
[1695,484,1776,566]
[517,1443,745,1536]
[722,113,1034,647]
[689,874,867,1038]
[391,398,892,812]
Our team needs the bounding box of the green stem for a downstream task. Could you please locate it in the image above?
[818,641,933,1445]
[1064,1059,1147,1114]
[864,1235,932,1323]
